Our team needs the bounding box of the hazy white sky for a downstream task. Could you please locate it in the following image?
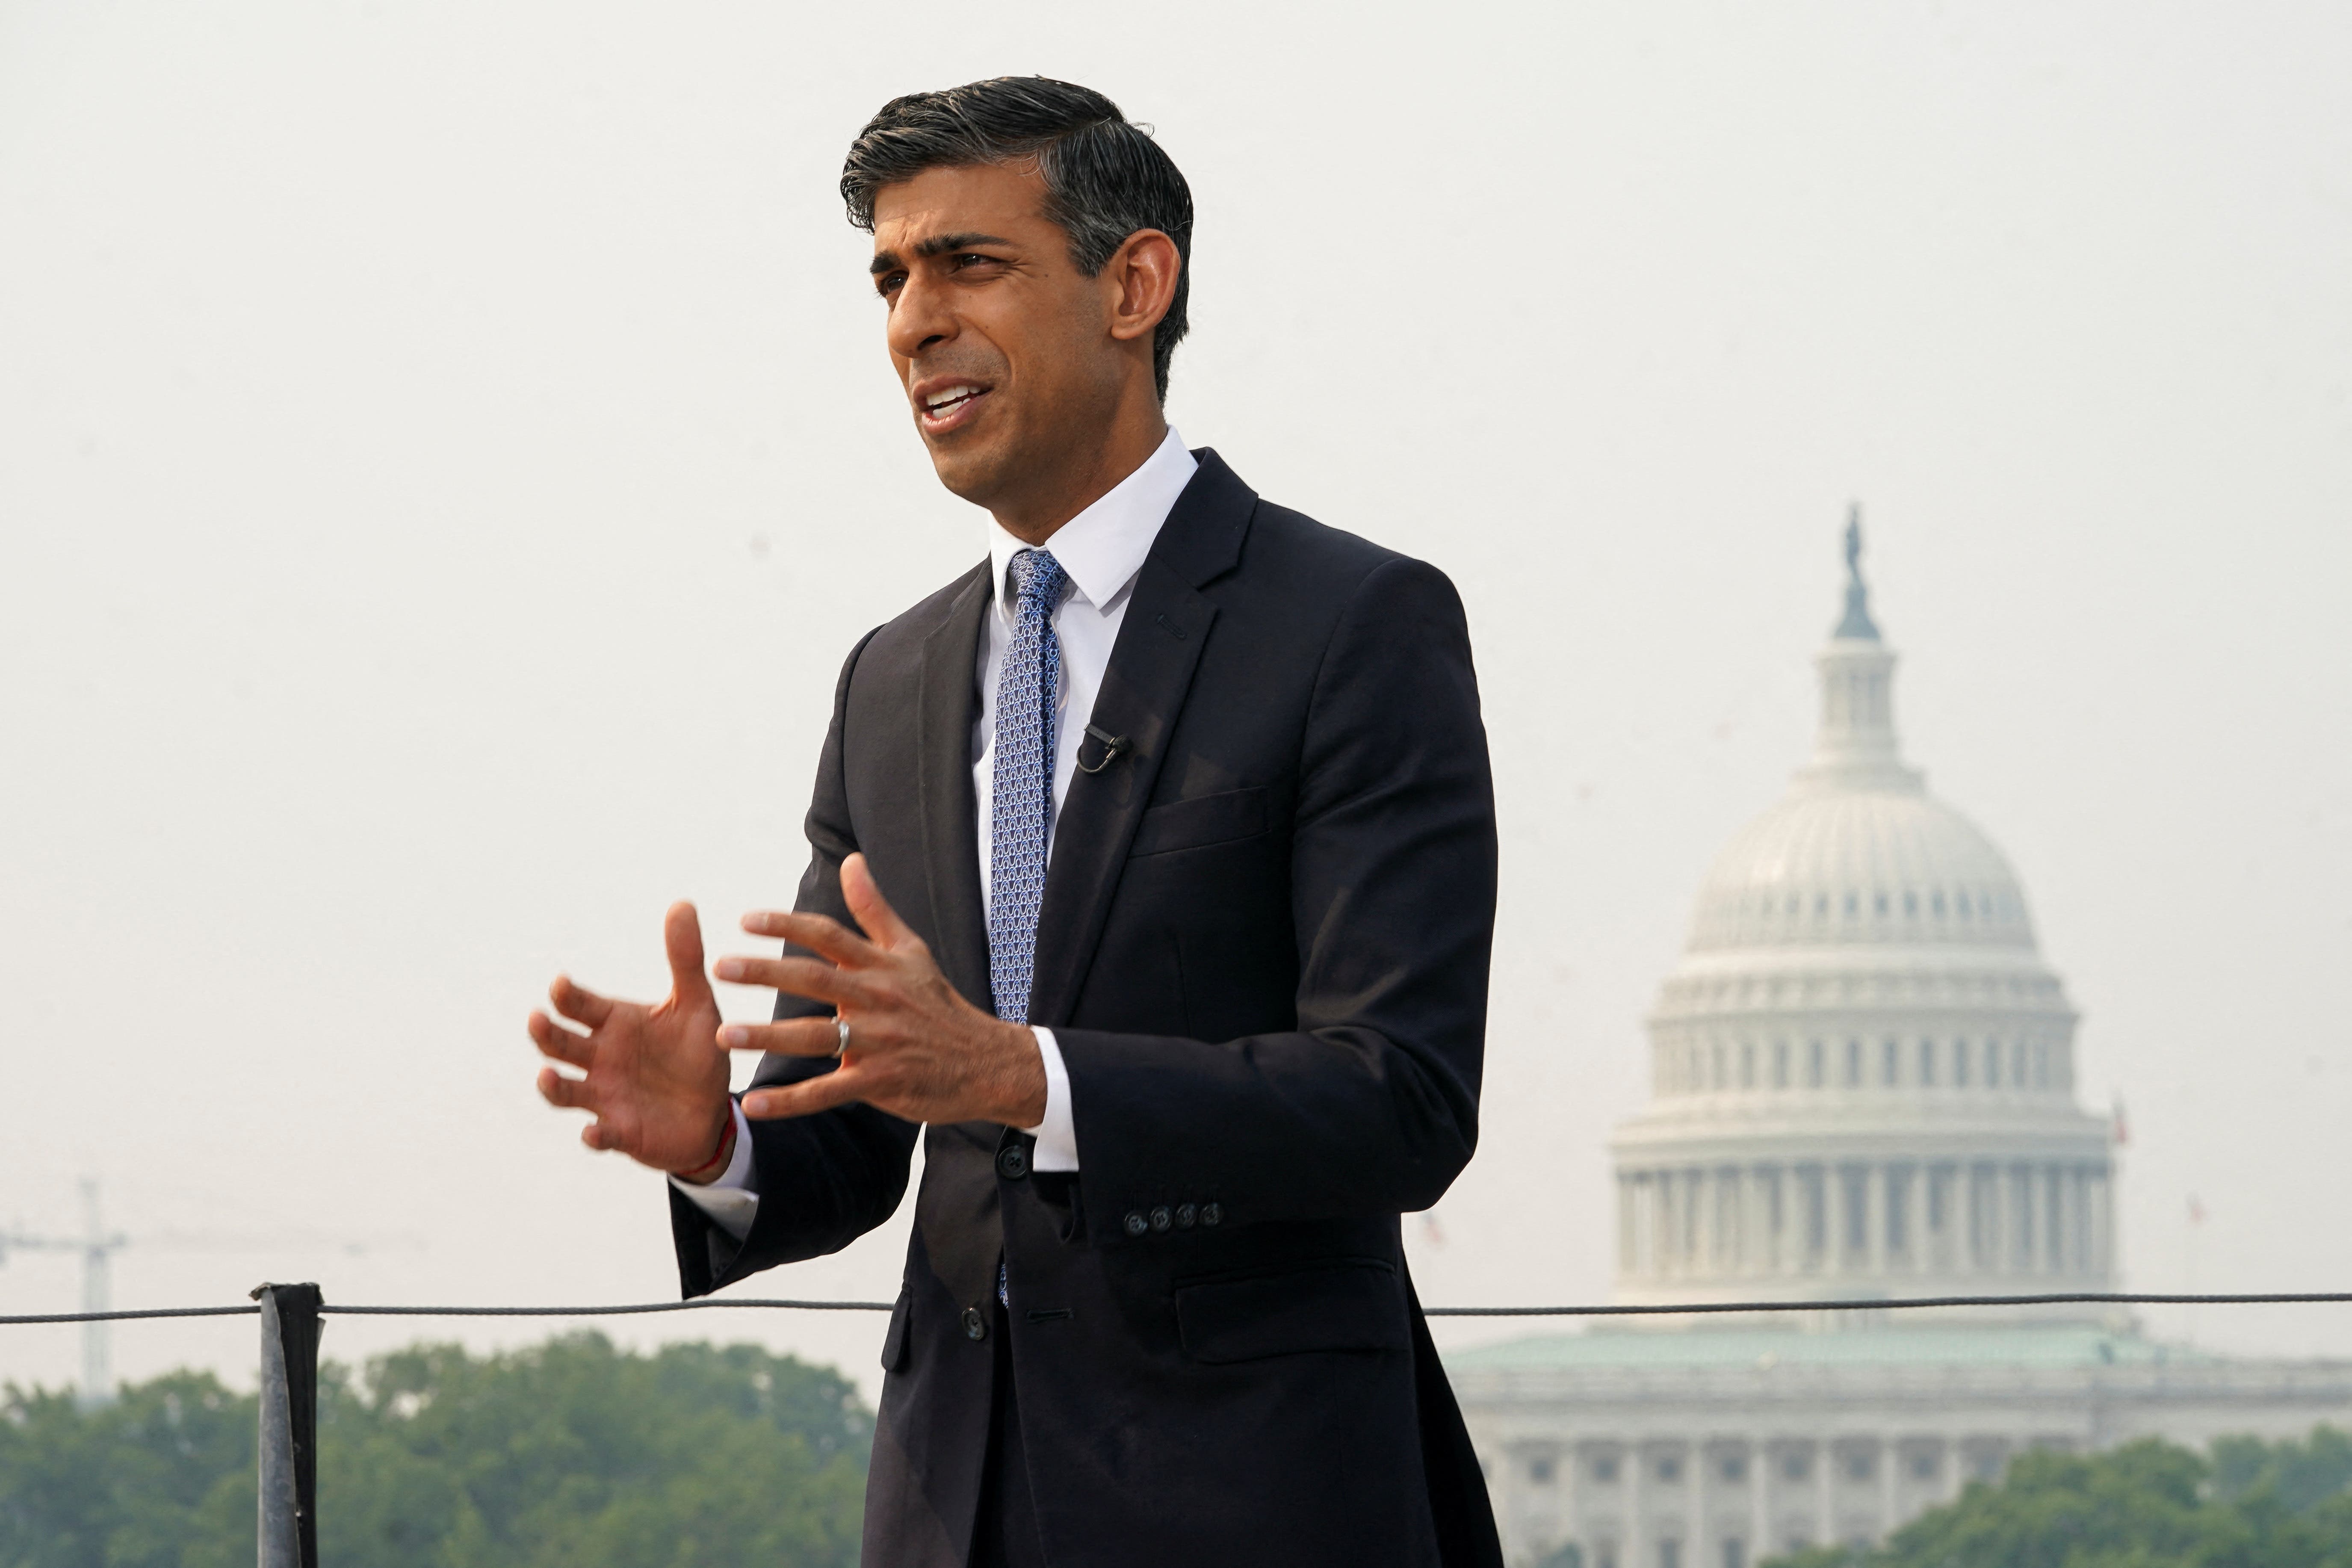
[2,0,2346,1403]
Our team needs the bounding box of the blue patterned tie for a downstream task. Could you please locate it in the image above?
[990,549,1064,1311]
[990,547,1066,1028]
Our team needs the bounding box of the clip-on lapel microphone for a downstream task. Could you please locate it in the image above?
[1076,723,1132,774]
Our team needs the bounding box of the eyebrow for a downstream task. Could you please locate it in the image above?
[869,232,1016,277]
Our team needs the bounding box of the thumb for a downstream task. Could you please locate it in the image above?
[663,901,715,1008]
[840,854,919,951]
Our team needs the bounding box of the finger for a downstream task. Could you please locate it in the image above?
[537,1065,598,1112]
[710,954,872,1008]
[742,1066,869,1121]
[717,1016,850,1057]
[841,853,921,951]
[528,1011,594,1069]
[663,901,716,1012]
[548,975,614,1028]
[582,1120,618,1152]
[737,909,881,969]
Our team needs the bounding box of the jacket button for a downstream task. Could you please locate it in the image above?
[1175,1203,1197,1229]
[1123,1210,1149,1237]
[996,1143,1029,1180]
[962,1307,988,1341]
[1149,1205,1173,1232]
[1200,1202,1223,1227]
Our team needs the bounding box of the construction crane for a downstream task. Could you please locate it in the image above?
[0,1179,126,1409]
[2,1179,414,1409]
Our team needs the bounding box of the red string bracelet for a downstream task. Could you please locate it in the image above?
[674,1107,737,1185]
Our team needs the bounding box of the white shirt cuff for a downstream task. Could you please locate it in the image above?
[1022,1027,1079,1172]
[668,1101,759,1240]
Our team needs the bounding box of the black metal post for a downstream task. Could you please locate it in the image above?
[251,1283,322,1568]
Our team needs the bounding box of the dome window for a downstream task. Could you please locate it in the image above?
[1740,1041,1757,1088]
[1814,894,1829,918]
[1874,892,1890,917]
[1957,893,1972,919]
[1918,1038,1936,1086]
[1882,1039,1900,1086]
[1845,1039,1863,1086]
[1903,891,1918,916]
[1807,1040,1825,1088]
[1773,1041,1790,1089]
[1843,892,1859,919]
[1955,1039,1972,1087]
[1986,1041,2001,1087]
[1932,890,1947,917]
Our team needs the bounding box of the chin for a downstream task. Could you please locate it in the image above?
[925,433,1019,509]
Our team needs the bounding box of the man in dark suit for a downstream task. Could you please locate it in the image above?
[530,77,1501,1568]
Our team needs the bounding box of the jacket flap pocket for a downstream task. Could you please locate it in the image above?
[1176,1259,1409,1365]
[879,1288,911,1374]
[1130,786,1268,858]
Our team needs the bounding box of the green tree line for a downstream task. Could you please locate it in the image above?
[0,1333,870,1568]
[1765,1426,2352,1568]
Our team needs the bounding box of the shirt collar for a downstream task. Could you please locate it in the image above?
[987,427,1198,617]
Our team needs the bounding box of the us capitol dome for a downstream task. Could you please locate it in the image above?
[1446,517,2352,1568]
[1610,517,2112,1315]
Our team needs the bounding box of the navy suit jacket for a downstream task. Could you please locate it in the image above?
[669,450,1503,1568]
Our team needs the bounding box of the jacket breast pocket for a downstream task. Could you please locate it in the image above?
[1174,1258,1410,1365]
[1129,785,1268,858]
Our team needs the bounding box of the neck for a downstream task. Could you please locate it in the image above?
[989,400,1168,546]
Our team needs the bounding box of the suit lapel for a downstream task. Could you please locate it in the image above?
[913,564,993,1013]
[910,564,1012,1313]
[1025,450,1256,1027]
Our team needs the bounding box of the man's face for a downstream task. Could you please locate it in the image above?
[869,162,1129,511]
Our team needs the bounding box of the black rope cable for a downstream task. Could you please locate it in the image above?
[324,1299,896,1317]
[1423,1291,2352,1317]
[0,1305,262,1326]
[9,1290,2352,1328]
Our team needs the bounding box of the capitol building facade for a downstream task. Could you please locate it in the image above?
[1447,526,2352,1568]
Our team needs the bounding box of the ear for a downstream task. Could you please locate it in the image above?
[1104,228,1181,346]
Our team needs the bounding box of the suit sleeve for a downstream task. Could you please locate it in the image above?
[1051,555,1497,1239]
[668,625,922,1297]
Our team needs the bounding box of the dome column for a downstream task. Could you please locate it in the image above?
[1747,1165,1773,1279]
[1866,1164,1889,1276]
[1705,1166,1720,1274]
[1825,1166,1849,1281]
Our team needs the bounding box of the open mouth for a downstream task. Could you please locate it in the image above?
[916,382,991,433]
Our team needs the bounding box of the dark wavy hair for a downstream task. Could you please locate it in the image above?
[841,77,1194,402]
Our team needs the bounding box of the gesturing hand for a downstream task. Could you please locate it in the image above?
[714,853,1047,1130]
[529,903,733,1175]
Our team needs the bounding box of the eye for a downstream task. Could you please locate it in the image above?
[874,271,905,298]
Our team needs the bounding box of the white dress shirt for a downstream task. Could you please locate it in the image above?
[675,428,1200,1240]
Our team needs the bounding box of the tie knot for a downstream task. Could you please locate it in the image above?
[1008,548,1067,611]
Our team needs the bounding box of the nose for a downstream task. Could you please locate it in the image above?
[886,268,956,364]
